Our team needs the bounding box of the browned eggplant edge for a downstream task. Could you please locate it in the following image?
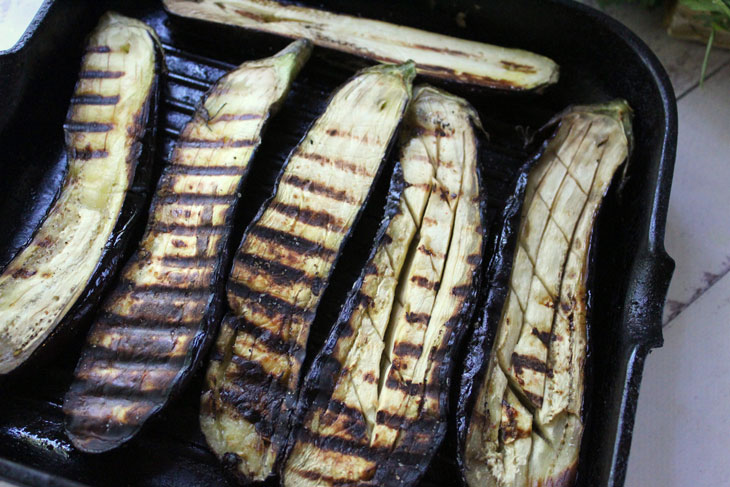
[281,130,489,487]
[3,31,164,379]
[213,64,412,485]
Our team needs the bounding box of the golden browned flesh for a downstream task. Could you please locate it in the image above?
[163,0,559,91]
[200,62,416,483]
[283,85,484,486]
[63,39,312,453]
[464,101,633,487]
[0,12,157,375]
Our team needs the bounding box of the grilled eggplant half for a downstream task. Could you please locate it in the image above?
[0,12,160,375]
[283,85,486,487]
[200,61,416,483]
[459,101,633,487]
[163,0,559,91]
[63,39,312,453]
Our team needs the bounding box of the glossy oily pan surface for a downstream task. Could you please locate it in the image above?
[0,1,675,487]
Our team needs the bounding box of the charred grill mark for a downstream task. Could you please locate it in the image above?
[157,193,236,205]
[364,262,378,276]
[247,225,336,260]
[95,311,194,331]
[235,252,317,289]
[121,281,211,300]
[289,467,358,484]
[229,316,296,356]
[363,372,376,384]
[511,353,547,374]
[500,60,538,74]
[405,312,430,324]
[451,284,471,297]
[499,401,531,441]
[79,70,124,79]
[227,281,316,322]
[177,137,256,148]
[392,341,423,358]
[11,268,36,279]
[272,202,345,232]
[531,327,552,346]
[320,399,367,430]
[409,42,473,58]
[410,275,439,291]
[167,164,244,176]
[523,390,543,408]
[376,410,438,434]
[417,63,516,88]
[70,94,120,105]
[70,147,109,160]
[467,254,481,265]
[65,121,114,133]
[282,174,357,204]
[299,152,373,178]
[160,255,217,268]
[150,222,225,236]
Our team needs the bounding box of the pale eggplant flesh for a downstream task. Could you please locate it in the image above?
[163,0,559,91]
[0,12,160,376]
[63,39,312,453]
[200,62,416,484]
[460,101,633,487]
[282,85,486,487]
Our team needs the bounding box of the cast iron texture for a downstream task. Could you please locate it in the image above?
[0,1,675,487]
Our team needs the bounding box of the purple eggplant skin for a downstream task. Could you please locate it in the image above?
[282,146,489,487]
[1,31,162,379]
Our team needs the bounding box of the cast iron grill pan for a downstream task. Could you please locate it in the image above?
[0,1,676,487]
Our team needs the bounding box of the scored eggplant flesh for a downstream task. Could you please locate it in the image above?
[462,101,633,487]
[283,85,485,487]
[163,0,559,91]
[200,62,416,483]
[63,39,312,453]
[0,12,159,375]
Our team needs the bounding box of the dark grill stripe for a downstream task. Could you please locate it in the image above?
[167,164,244,176]
[228,316,294,356]
[405,312,430,324]
[375,410,438,434]
[235,252,316,288]
[96,311,188,330]
[79,70,124,79]
[410,275,439,290]
[297,152,373,177]
[157,193,236,205]
[272,203,345,233]
[511,353,548,374]
[160,255,217,268]
[392,341,423,358]
[227,281,315,321]
[65,121,114,132]
[177,138,256,148]
[70,94,120,105]
[451,284,472,297]
[70,148,108,160]
[149,223,225,236]
[121,281,211,300]
[282,174,357,204]
[247,225,336,260]
[531,327,552,346]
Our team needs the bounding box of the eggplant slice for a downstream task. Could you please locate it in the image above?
[282,85,485,487]
[200,62,416,483]
[0,12,160,375]
[163,0,559,91]
[460,101,633,487]
[63,39,312,453]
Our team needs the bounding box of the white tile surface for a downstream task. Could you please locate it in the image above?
[0,0,45,51]
[662,64,730,323]
[625,270,730,486]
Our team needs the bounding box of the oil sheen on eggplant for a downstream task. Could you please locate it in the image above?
[459,101,633,487]
[0,12,160,375]
[163,0,559,91]
[282,85,486,487]
[63,39,312,453]
[200,61,416,483]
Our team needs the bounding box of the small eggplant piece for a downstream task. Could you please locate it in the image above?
[200,62,416,484]
[0,12,160,375]
[282,86,486,487]
[163,0,559,91]
[63,39,312,453]
[458,101,633,487]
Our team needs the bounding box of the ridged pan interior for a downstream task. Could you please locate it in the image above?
[0,1,674,487]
